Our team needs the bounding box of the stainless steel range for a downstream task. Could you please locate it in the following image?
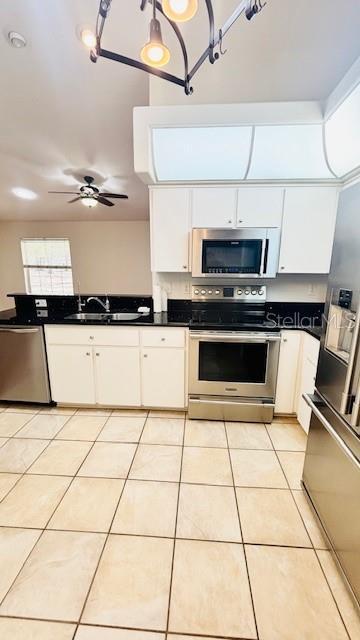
[188,285,281,422]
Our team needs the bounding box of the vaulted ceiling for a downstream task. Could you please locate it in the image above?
[0,0,360,221]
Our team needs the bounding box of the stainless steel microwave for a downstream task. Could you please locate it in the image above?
[192,228,280,278]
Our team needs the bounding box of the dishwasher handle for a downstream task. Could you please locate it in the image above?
[0,327,40,334]
[304,394,360,471]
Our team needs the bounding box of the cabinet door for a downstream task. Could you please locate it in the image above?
[297,334,320,433]
[237,187,284,227]
[279,187,338,273]
[150,188,191,272]
[46,345,95,404]
[275,331,302,414]
[141,348,185,409]
[95,346,141,407]
[192,188,237,228]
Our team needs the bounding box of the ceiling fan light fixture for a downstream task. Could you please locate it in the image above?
[162,0,198,22]
[81,29,97,49]
[81,196,98,208]
[141,18,170,68]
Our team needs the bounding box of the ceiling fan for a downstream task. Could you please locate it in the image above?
[49,175,128,208]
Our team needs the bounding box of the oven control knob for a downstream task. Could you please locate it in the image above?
[215,289,220,295]
[208,290,213,295]
[237,289,243,295]
[245,289,250,295]
[251,289,258,295]
[194,289,199,295]
[201,289,206,295]
[258,289,264,295]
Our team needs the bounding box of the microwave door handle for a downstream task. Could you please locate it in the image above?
[260,239,268,276]
[340,300,360,414]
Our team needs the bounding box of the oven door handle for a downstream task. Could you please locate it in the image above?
[189,333,281,343]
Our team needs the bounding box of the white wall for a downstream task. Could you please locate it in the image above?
[0,221,152,310]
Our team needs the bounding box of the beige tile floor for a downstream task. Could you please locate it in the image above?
[0,405,359,640]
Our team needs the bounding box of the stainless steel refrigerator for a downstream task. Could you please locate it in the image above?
[303,182,360,607]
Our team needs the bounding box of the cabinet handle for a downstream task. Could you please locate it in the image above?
[182,265,187,270]
[161,337,166,342]
[238,220,243,224]
[86,352,91,356]
[89,336,94,340]
[280,266,285,270]
[143,354,148,358]
[96,352,100,356]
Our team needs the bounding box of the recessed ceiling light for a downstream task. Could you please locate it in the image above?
[8,31,27,48]
[81,29,96,49]
[12,187,38,200]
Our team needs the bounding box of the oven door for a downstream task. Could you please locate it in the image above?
[189,331,281,399]
[192,228,280,278]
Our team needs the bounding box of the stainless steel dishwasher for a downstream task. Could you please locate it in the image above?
[0,325,51,403]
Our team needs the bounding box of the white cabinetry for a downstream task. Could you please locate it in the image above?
[275,331,302,414]
[141,328,186,408]
[150,188,191,272]
[296,333,320,433]
[236,187,284,227]
[45,325,187,409]
[94,347,141,407]
[46,344,95,405]
[192,188,237,228]
[279,187,338,273]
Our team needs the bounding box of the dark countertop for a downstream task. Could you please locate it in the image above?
[0,307,323,340]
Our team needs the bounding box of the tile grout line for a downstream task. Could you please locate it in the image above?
[224,421,259,640]
[71,409,153,638]
[0,411,113,612]
[165,416,186,637]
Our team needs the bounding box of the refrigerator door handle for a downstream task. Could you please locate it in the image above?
[340,300,360,414]
[304,394,360,471]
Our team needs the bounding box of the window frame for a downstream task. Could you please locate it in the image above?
[21,238,74,296]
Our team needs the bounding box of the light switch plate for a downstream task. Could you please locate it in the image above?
[36,309,48,318]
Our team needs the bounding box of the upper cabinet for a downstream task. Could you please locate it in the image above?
[236,187,284,227]
[192,188,237,228]
[150,188,191,272]
[279,187,338,274]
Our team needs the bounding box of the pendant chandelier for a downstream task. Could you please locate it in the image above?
[90,0,267,95]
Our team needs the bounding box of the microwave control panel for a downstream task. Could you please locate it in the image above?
[192,285,266,302]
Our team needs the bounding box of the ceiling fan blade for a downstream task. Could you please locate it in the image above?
[48,191,79,195]
[68,197,81,204]
[97,196,114,207]
[100,193,128,199]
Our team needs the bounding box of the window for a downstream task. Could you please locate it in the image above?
[21,238,74,295]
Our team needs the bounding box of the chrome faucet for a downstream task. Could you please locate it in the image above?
[86,295,110,313]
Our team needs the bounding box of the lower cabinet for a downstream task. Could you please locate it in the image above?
[275,331,302,414]
[45,325,187,409]
[94,346,141,407]
[46,345,95,405]
[141,348,185,408]
[275,329,320,433]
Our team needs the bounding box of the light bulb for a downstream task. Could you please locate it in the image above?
[140,18,170,68]
[81,196,98,208]
[162,0,198,22]
[81,29,97,49]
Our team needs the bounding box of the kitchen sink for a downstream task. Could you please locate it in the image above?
[65,313,107,320]
[65,312,143,321]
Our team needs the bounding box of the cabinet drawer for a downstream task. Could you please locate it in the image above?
[45,325,140,346]
[141,328,185,348]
